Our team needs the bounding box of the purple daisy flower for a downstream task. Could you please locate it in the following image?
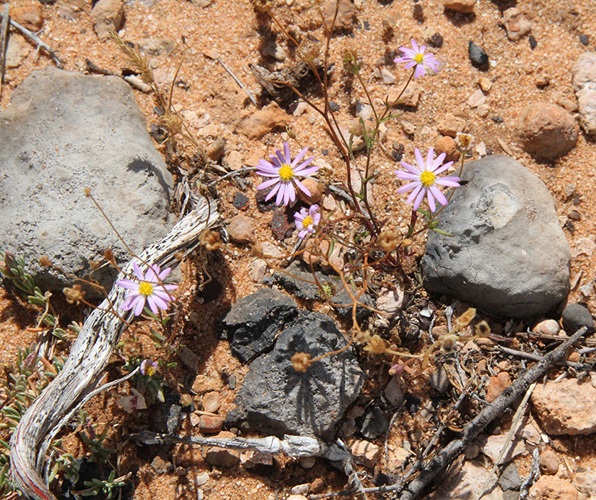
[256,142,319,206]
[140,359,158,377]
[394,39,440,78]
[395,148,461,212]
[117,262,178,316]
[294,204,321,239]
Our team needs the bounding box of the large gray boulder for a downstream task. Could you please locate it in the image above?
[0,68,173,294]
[422,155,570,318]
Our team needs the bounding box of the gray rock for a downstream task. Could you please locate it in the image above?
[423,155,570,318]
[331,287,373,322]
[273,261,338,301]
[228,311,364,439]
[572,52,596,136]
[220,288,299,363]
[469,41,489,69]
[499,463,522,491]
[358,402,390,439]
[0,68,173,295]
[562,303,595,334]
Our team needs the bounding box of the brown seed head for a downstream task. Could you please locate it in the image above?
[63,284,86,306]
[364,334,388,355]
[291,352,312,373]
[200,230,222,251]
[38,255,53,267]
[377,229,400,253]
[474,320,491,337]
[453,308,476,329]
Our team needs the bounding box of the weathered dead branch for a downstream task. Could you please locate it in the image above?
[10,197,218,500]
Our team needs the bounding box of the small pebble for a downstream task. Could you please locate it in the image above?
[529,34,538,49]
[232,192,249,210]
[350,440,381,467]
[227,214,257,245]
[540,450,560,475]
[401,120,416,136]
[434,136,460,163]
[203,391,221,413]
[579,34,589,46]
[437,113,466,137]
[427,32,444,48]
[442,0,475,13]
[299,178,323,204]
[468,41,489,69]
[515,103,579,159]
[198,414,225,434]
[532,319,560,336]
[535,73,550,88]
[562,303,595,334]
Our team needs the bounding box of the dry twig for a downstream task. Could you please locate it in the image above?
[399,326,588,500]
[0,12,62,68]
[0,4,9,100]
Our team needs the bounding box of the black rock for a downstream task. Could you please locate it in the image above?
[579,34,589,46]
[331,287,373,322]
[227,311,364,439]
[427,33,444,48]
[358,402,391,439]
[529,35,538,50]
[152,403,182,434]
[468,41,489,70]
[562,303,595,334]
[232,191,249,210]
[220,288,299,362]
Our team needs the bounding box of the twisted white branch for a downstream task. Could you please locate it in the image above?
[10,198,218,499]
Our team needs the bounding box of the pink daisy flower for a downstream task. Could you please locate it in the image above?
[256,142,319,206]
[117,262,177,316]
[395,148,461,212]
[394,39,440,78]
[294,204,321,239]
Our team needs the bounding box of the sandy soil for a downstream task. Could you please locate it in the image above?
[1,0,596,498]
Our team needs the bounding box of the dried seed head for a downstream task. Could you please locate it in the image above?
[104,249,117,268]
[474,320,491,337]
[84,187,92,197]
[440,333,458,353]
[200,230,222,251]
[377,229,400,253]
[455,132,475,153]
[297,38,321,64]
[291,352,312,373]
[251,242,265,258]
[343,50,363,75]
[453,308,476,330]
[364,334,388,355]
[63,284,86,306]
[38,255,53,267]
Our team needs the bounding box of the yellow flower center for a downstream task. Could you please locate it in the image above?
[146,365,156,377]
[278,163,294,181]
[302,215,314,228]
[420,170,436,187]
[139,281,154,296]
[414,53,425,64]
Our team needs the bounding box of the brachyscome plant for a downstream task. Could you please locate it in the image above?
[255,141,320,206]
[117,262,177,316]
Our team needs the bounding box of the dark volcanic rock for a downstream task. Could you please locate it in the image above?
[220,288,299,363]
[227,311,364,439]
